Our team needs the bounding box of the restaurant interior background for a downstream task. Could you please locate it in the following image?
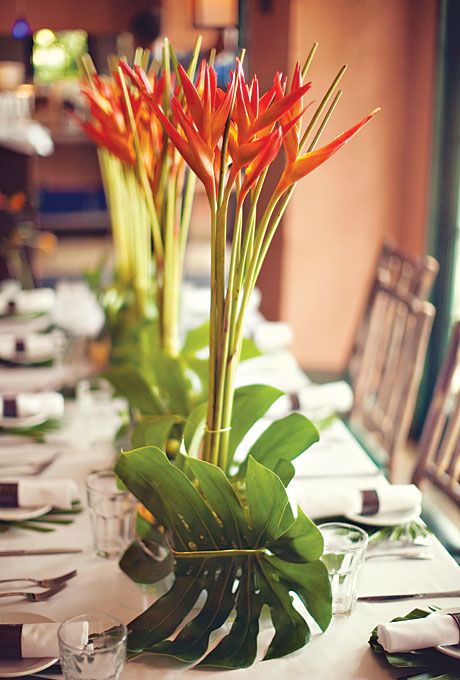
[0,0,457,400]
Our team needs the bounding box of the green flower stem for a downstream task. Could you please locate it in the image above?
[173,548,267,558]
[203,200,218,463]
[180,169,197,262]
[162,177,180,356]
[118,67,164,266]
[299,65,347,154]
[213,192,243,471]
[206,195,231,466]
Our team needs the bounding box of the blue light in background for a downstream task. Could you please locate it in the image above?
[11,17,32,39]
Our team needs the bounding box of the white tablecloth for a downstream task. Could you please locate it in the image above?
[0,373,459,678]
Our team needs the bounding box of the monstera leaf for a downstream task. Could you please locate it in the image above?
[115,448,331,668]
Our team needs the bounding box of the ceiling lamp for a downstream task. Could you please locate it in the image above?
[11,15,32,39]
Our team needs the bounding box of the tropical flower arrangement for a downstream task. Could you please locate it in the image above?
[107,40,379,667]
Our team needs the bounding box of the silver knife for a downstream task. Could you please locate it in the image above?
[0,548,82,557]
[358,589,460,602]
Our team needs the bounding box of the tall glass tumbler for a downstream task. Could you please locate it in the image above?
[86,471,137,559]
[318,522,368,616]
[59,613,127,680]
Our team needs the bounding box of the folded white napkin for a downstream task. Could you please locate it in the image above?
[0,280,21,296]
[298,484,422,519]
[299,381,354,419]
[236,350,309,393]
[53,281,104,338]
[0,333,57,361]
[0,289,55,316]
[0,392,64,420]
[253,321,294,354]
[265,381,352,421]
[377,614,460,652]
[0,621,88,659]
[24,621,88,657]
[0,478,79,509]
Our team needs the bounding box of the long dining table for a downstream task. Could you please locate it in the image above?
[1,350,459,679]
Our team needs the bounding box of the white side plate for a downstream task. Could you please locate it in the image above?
[0,611,58,678]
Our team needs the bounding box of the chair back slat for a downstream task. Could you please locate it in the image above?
[351,287,435,478]
[349,243,438,388]
[413,322,460,506]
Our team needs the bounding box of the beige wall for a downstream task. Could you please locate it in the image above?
[247,0,437,373]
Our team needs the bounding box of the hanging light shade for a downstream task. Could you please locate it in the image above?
[11,16,32,39]
[194,0,238,27]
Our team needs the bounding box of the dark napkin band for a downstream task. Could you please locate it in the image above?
[0,482,19,507]
[288,393,301,411]
[0,624,22,659]
[15,338,25,353]
[3,397,17,418]
[361,489,380,516]
[449,613,460,634]
[7,301,16,315]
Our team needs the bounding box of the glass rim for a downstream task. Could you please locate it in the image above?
[317,521,369,550]
[86,470,129,496]
[58,612,127,652]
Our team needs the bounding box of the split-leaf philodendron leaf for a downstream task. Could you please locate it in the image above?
[115,448,332,668]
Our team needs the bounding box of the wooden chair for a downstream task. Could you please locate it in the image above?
[413,322,460,505]
[412,322,460,561]
[348,283,436,479]
[348,243,438,386]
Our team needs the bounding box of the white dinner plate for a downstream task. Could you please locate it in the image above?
[345,504,422,527]
[0,611,58,677]
[0,351,54,365]
[0,504,52,521]
[436,608,460,659]
[0,412,48,430]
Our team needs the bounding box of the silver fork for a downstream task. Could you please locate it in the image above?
[0,583,67,601]
[0,452,60,477]
[0,569,76,588]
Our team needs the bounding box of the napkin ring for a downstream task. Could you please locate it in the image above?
[2,397,17,418]
[0,483,18,507]
[289,393,301,411]
[361,489,379,516]
[0,624,22,659]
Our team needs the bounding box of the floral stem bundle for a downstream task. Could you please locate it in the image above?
[138,43,379,468]
[78,39,202,355]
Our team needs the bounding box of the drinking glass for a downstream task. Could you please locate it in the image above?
[318,522,368,616]
[77,378,116,445]
[58,613,127,680]
[86,471,137,559]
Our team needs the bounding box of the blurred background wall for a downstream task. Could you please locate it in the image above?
[0,0,439,374]
[247,0,437,373]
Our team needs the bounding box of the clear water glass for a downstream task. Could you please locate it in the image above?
[59,613,127,680]
[86,471,137,559]
[77,378,115,445]
[318,522,368,616]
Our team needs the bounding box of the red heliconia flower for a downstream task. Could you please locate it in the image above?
[276,107,381,195]
[228,62,311,205]
[78,68,166,191]
[141,62,236,203]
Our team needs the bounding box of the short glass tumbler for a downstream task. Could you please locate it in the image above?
[318,522,368,616]
[86,471,137,559]
[59,613,127,680]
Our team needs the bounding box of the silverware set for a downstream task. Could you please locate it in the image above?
[358,589,460,603]
[0,569,76,601]
[0,451,61,477]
